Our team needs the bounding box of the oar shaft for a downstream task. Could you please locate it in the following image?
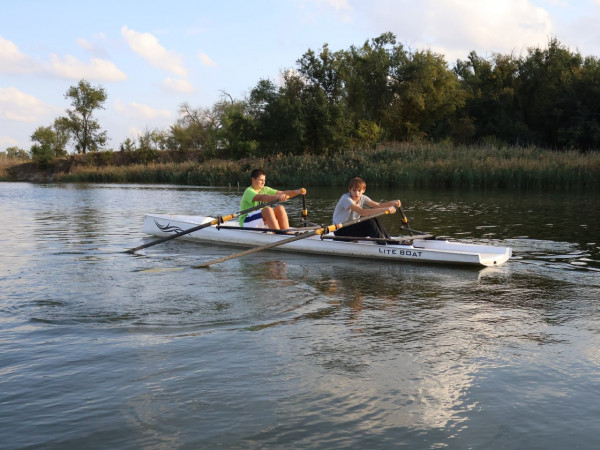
[125,217,222,253]
[195,211,389,268]
[125,197,282,253]
[301,194,307,221]
[217,225,319,233]
[399,226,429,235]
[193,229,321,268]
[320,234,436,243]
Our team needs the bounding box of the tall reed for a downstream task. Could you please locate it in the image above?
[58,143,599,190]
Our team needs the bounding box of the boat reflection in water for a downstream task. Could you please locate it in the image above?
[230,254,509,432]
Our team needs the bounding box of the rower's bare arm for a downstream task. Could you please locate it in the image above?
[367,199,401,208]
[349,204,396,216]
[253,193,287,202]
[280,188,306,198]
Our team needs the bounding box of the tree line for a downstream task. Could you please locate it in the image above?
[4,32,600,166]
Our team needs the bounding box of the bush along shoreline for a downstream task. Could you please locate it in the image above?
[4,143,600,190]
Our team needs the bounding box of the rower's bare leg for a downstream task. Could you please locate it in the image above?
[261,207,280,229]
[274,205,289,229]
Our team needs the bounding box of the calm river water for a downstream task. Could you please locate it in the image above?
[1,182,599,449]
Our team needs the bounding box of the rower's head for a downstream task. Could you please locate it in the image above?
[251,168,267,190]
[348,177,366,201]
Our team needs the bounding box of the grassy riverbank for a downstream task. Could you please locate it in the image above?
[5,143,600,189]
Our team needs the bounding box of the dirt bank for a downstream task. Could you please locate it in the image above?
[6,158,75,182]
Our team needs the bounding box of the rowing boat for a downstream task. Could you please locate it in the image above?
[141,214,512,267]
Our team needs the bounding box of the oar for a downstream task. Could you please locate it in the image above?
[301,193,308,222]
[300,195,325,228]
[194,211,390,269]
[319,234,435,243]
[398,226,431,236]
[399,207,412,235]
[125,197,284,254]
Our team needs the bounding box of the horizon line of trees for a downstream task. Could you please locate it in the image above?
[3,33,600,166]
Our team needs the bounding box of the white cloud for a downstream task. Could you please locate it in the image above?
[0,135,20,148]
[198,51,217,67]
[76,33,110,58]
[0,35,37,74]
[1,34,125,81]
[426,0,553,54]
[0,87,59,122]
[322,0,351,10]
[77,37,96,52]
[114,99,172,120]
[128,126,143,138]
[47,54,127,81]
[121,26,187,77]
[320,0,353,21]
[549,1,600,57]
[342,0,554,62]
[161,77,195,94]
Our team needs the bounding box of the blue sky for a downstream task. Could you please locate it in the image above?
[2,0,600,152]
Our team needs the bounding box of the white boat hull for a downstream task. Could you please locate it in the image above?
[142,214,512,267]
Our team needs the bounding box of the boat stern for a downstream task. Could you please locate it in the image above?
[478,247,512,266]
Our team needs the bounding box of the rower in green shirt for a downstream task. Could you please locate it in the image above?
[239,168,305,229]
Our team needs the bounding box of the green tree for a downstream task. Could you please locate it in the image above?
[53,117,71,156]
[454,51,526,144]
[570,56,600,149]
[516,38,584,147]
[355,119,382,148]
[453,39,600,148]
[171,102,221,156]
[299,81,350,153]
[5,146,29,159]
[249,75,305,154]
[63,79,108,153]
[386,49,464,141]
[30,126,57,167]
[297,43,345,103]
[215,97,258,159]
[342,32,402,126]
[119,137,136,152]
[257,47,351,154]
[137,129,167,164]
